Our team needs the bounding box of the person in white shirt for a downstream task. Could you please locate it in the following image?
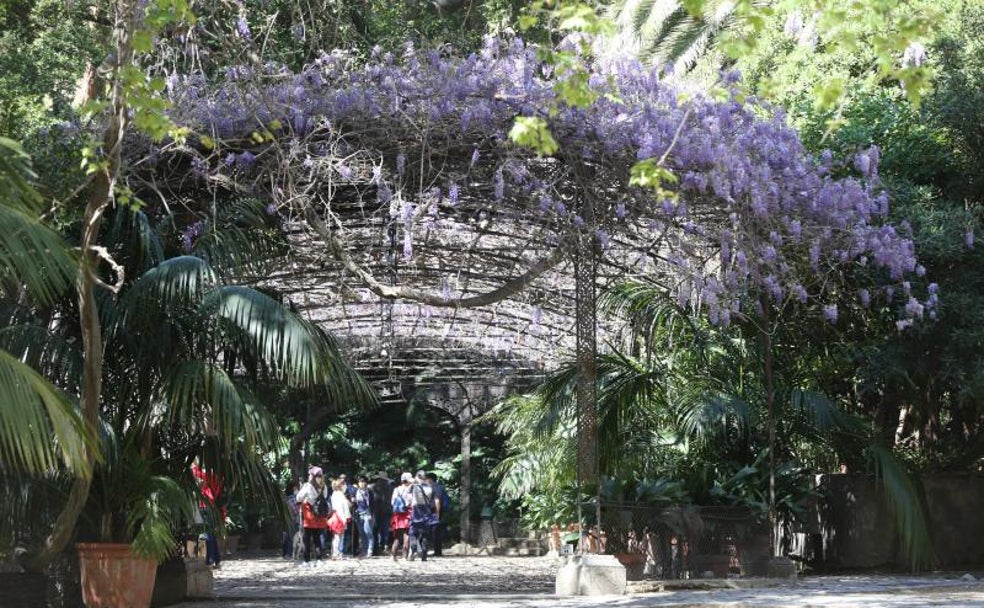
[389,472,414,560]
[329,478,352,559]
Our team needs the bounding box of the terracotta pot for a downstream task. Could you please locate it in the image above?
[613,552,646,566]
[614,552,648,581]
[76,543,157,608]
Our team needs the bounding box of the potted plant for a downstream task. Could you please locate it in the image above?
[13,228,371,607]
[0,7,373,606]
[223,514,245,556]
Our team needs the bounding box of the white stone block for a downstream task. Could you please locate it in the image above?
[555,554,627,596]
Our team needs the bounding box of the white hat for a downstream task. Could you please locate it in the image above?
[401,472,413,483]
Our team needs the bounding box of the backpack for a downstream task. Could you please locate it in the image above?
[411,483,433,510]
[392,492,407,514]
[311,491,331,518]
[355,488,372,514]
[439,486,451,512]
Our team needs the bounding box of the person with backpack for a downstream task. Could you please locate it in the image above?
[389,472,414,560]
[408,470,439,561]
[425,472,450,557]
[296,466,330,567]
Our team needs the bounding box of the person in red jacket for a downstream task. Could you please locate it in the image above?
[191,459,225,568]
[295,466,330,567]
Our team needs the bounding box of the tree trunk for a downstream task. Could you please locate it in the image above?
[760,301,777,558]
[26,1,132,573]
[575,191,599,529]
[460,421,471,544]
[288,407,331,481]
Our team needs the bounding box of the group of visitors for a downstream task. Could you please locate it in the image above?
[283,467,450,567]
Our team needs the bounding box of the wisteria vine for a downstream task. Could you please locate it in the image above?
[146,35,934,328]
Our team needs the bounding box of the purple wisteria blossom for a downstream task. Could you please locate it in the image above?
[236,17,251,40]
[158,35,935,327]
[181,220,205,253]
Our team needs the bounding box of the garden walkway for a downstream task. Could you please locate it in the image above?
[175,554,984,608]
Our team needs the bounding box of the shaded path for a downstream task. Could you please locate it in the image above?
[175,554,984,607]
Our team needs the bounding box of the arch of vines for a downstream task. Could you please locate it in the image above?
[128,35,935,469]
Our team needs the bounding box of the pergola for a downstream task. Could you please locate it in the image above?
[134,35,918,550]
[254,167,639,542]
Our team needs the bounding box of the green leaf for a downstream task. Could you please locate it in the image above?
[629,158,679,190]
[133,31,153,54]
[0,350,94,478]
[0,138,77,305]
[509,116,560,156]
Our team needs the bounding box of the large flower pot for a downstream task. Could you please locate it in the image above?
[76,543,157,608]
[614,552,647,581]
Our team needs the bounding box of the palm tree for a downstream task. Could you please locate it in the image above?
[606,0,758,71]
[0,137,91,478]
[489,278,933,567]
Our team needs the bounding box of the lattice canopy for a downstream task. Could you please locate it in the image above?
[126,37,926,410]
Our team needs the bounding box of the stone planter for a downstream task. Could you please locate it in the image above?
[76,543,157,608]
[151,558,214,607]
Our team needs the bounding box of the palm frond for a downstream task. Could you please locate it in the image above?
[191,198,287,280]
[0,350,93,478]
[600,281,705,357]
[120,255,218,313]
[789,389,865,438]
[0,137,76,304]
[868,444,934,570]
[127,475,193,561]
[0,323,83,393]
[113,256,218,374]
[675,389,750,442]
[201,285,333,388]
[106,208,166,275]
[163,360,279,451]
[608,0,751,71]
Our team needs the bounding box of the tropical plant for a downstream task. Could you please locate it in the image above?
[0,136,89,479]
[490,279,934,566]
[606,0,750,71]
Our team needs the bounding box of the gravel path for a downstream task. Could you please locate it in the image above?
[174,553,984,608]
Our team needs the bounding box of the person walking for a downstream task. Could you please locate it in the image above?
[371,471,393,556]
[425,472,450,557]
[296,467,330,567]
[354,475,375,557]
[408,470,438,561]
[281,480,299,559]
[329,478,352,559]
[338,473,356,555]
[390,472,414,560]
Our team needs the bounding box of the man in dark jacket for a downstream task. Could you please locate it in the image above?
[371,472,393,556]
[425,472,450,556]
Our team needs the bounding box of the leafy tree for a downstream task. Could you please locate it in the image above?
[0,0,102,138]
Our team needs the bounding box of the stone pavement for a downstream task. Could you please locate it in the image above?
[174,553,984,608]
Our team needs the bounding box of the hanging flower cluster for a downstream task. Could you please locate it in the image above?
[155,35,934,327]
